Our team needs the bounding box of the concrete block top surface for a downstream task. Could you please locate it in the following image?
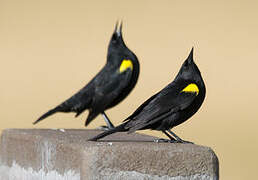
[0,129,219,180]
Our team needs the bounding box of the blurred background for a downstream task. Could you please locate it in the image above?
[1,0,258,179]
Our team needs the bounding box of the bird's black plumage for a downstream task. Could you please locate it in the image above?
[33,22,140,128]
[89,48,206,142]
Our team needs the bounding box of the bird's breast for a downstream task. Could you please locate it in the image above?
[119,59,133,73]
[181,83,199,96]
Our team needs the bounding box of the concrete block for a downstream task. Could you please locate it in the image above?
[0,129,219,180]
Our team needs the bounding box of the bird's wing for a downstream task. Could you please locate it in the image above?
[92,67,133,110]
[125,83,198,132]
[124,93,159,121]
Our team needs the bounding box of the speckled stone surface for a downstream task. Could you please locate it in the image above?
[0,129,219,180]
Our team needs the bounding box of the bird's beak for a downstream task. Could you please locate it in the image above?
[114,20,123,37]
[114,21,119,34]
[187,47,194,63]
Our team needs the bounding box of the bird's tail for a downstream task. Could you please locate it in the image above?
[88,123,127,141]
[33,106,62,125]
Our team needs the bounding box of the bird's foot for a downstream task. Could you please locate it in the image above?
[154,138,177,143]
[96,126,113,131]
[175,139,194,144]
[154,138,194,144]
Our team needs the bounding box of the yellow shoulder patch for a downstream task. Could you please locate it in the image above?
[181,83,199,95]
[119,59,133,73]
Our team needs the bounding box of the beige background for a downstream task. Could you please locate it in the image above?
[1,0,258,179]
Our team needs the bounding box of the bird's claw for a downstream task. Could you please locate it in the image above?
[154,138,177,143]
[154,138,194,144]
[96,126,113,131]
[175,139,194,144]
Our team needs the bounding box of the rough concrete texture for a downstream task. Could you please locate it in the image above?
[0,129,219,180]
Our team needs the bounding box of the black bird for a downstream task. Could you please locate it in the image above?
[89,48,206,142]
[33,22,140,129]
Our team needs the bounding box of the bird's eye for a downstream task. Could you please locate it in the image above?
[112,34,118,42]
[183,61,188,68]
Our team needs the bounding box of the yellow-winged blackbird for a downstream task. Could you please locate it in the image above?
[33,22,140,129]
[89,48,205,142]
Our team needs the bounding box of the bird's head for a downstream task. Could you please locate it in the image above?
[175,48,203,83]
[109,21,126,48]
[107,21,138,68]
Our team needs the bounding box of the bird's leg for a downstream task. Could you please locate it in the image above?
[167,129,193,144]
[98,112,114,130]
[154,130,177,143]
